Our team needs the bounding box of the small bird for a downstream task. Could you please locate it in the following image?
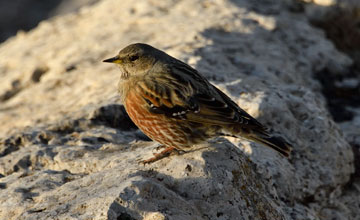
[103,43,292,163]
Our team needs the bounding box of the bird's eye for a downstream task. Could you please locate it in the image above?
[129,55,139,62]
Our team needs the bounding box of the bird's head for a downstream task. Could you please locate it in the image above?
[103,43,169,79]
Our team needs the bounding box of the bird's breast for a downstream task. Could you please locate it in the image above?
[124,89,191,148]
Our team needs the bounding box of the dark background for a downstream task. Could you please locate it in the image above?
[0,0,99,43]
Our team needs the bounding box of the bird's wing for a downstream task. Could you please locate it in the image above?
[134,62,268,132]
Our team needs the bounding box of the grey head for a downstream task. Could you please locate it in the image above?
[103,43,173,78]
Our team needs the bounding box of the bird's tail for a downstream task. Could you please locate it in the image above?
[247,134,292,157]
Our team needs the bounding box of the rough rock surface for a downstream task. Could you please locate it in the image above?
[0,0,357,219]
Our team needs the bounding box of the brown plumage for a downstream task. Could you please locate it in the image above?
[103,43,292,163]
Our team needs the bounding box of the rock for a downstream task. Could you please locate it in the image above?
[0,0,357,219]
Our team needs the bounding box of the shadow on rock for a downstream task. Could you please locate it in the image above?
[107,140,286,220]
[90,104,138,130]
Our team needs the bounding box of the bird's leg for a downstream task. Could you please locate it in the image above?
[141,146,180,164]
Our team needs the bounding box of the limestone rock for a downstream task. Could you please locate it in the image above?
[0,0,357,219]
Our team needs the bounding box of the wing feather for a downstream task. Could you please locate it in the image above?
[134,62,267,134]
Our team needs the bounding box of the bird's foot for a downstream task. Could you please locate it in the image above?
[140,146,185,164]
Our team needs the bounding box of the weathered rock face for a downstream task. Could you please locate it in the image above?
[0,0,358,219]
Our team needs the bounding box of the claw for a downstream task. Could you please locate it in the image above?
[140,146,179,164]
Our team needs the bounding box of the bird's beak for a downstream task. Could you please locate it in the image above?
[103,56,122,64]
